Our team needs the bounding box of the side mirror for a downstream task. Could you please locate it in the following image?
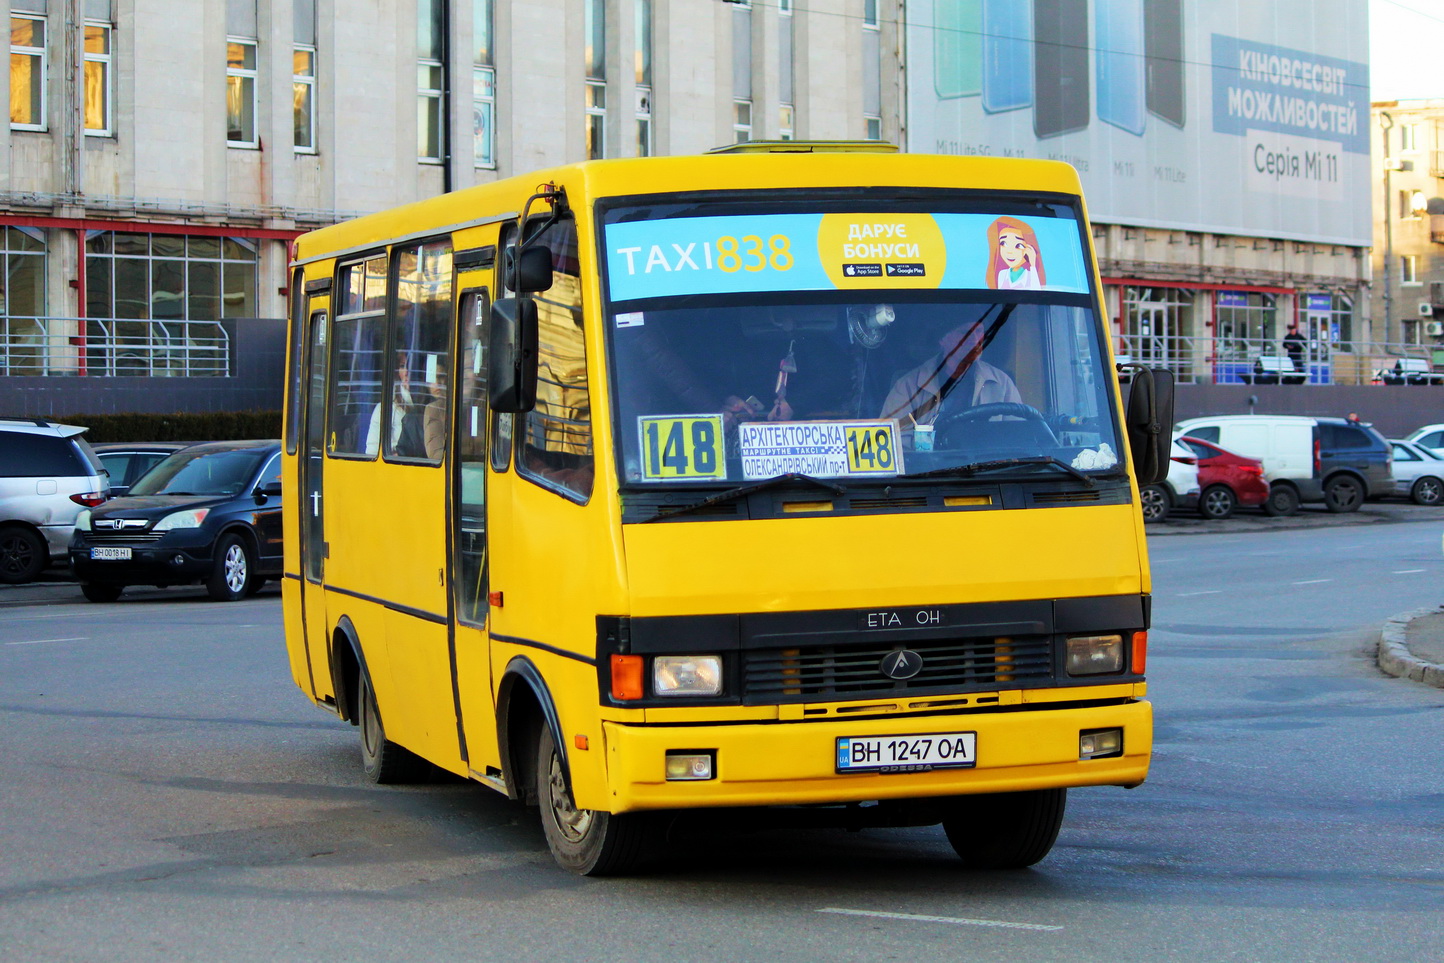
[489,297,539,413]
[1123,366,1175,487]
[256,479,283,499]
[505,245,554,294]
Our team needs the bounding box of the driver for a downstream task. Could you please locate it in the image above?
[879,320,1021,448]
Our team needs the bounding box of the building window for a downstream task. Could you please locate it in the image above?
[294,0,316,152]
[473,0,494,168]
[226,40,257,146]
[779,0,794,140]
[417,0,445,163]
[635,0,651,156]
[585,0,606,159]
[779,104,794,140]
[10,12,47,131]
[83,232,258,377]
[83,19,112,135]
[1402,255,1420,285]
[1401,123,1419,152]
[733,100,752,143]
[0,227,48,376]
[864,0,879,28]
[862,0,881,140]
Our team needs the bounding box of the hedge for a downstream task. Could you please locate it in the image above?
[59,411,283,444]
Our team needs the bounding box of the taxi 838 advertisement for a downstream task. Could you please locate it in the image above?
[604,211,1089,302]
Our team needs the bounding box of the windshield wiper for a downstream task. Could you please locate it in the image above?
[640,473,846,523]
[902,456,1096,486]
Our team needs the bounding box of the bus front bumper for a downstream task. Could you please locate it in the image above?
[599,699,1151,813]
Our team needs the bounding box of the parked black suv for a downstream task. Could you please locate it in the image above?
[1314,417,1392,512]
[70,440,282,601]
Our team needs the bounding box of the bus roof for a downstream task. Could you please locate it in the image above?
[292,151,1087,266]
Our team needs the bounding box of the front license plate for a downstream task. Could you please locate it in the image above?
[90,546,132,561]
[836,731,977,774]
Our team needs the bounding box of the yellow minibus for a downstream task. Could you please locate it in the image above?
[282,143,1173,875]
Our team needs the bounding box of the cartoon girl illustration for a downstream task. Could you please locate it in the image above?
[985,216,1046,290]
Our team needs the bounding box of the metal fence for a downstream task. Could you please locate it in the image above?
[0,317,231,378]
[1115,334,1443,386]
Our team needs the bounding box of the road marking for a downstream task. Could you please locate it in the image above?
[5,637,89,646]
[1292,579,1332,585]
[1178,590,1222,597]
[1393,569,1426,574]
[818,907,1063,932]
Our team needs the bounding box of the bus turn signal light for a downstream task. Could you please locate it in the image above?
[610,654,644,701]
[1131,631,1148,675]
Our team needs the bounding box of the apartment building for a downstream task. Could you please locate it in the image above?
[1371,99,1444,348]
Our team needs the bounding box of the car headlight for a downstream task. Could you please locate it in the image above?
[75,509,92,531]
[1065,634,1124,676]
[154,508,211,531]
[653,655,723,697]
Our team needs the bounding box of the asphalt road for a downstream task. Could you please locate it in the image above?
[1,516,1442,962]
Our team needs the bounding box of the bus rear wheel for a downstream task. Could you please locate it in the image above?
[536,726,654,876]
[358,670,431,784]
[941,788,1067,870]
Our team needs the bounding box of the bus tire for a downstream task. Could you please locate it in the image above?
[358,669,431,784]
[941,788,1067,870]
[536,726,653,876]
[206,533,253,601]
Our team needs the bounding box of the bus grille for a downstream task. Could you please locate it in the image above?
[742,636,1053,702]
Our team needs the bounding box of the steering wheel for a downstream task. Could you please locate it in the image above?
[932,402,1059,448]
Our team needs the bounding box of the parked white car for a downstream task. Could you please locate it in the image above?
[1404,424,1444,456]
[1388,440,1444,505]
[1139,438,1200,523]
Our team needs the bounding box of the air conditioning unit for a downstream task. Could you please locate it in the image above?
[1421,302,1435,317]
[1427,321,1444,337]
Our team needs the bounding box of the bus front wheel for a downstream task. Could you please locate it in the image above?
[536,726,654,876]
[941,788,1066,870]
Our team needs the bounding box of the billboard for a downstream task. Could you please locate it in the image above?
[907,1,1372,246]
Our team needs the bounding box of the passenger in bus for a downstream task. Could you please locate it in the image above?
[423,366,448,460]
[366,352,427,458]
[880,320,1021,448]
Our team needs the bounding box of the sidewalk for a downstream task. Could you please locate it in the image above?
[1378,607,1444,689]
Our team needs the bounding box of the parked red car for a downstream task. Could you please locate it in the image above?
[1176,435,1270,519]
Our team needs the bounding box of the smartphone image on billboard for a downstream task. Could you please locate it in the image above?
[1145,0,1186,128]
[1033,0,1089,138]
[981,0,1032,113]
[934,1,983,99]
[1096,0,1146,135]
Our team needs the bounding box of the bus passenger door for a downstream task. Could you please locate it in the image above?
[299,297,334,700]
[451,282,499,772]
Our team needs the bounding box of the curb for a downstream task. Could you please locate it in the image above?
[1378,606,1444,689]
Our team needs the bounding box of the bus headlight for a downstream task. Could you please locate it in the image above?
[1065,634,1124,676]
[653,655,723,697]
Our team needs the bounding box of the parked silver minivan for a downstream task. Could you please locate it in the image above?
[0,420,109,583]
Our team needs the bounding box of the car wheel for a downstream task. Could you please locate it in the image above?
[205,533,253,601]
[1323,475,1363,513]
[81,582,124,603]
[1411,476,1444,506]
[358,669,432,784]
[1198,484,1237,520]
[942,789,1067,870]
[0,526,47,584]
[536,725,656,876]
[1262,484,1300,517]
[1139,484,1172,523]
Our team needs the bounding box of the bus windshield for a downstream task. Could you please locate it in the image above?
[602,202,1122,487]
[610,298,1120,484]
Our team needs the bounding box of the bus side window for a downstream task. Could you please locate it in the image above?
[457,289,490,623]
[515,217,594,500]
[329,255,387,458]
[385,239,453,463]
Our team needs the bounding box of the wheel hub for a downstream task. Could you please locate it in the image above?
[547,753,594,842]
